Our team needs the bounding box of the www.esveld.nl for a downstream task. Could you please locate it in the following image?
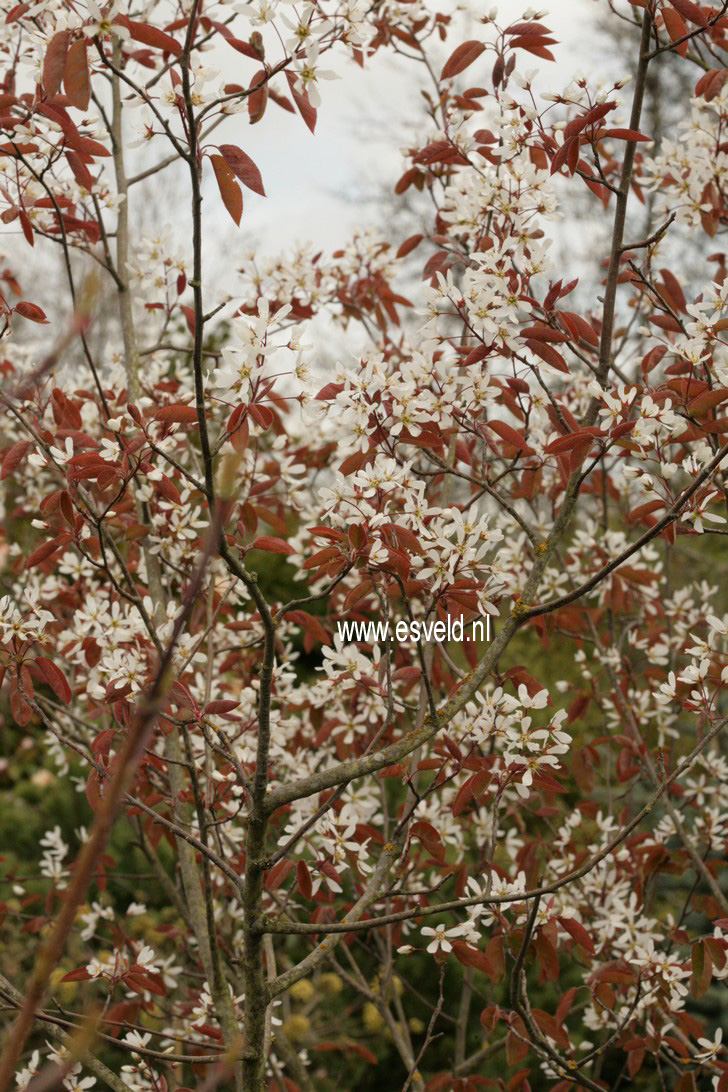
[335,615,492,645]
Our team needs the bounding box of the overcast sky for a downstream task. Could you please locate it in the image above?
[132,0,620,269]
[231,0,608,252]
[5,1,634,353]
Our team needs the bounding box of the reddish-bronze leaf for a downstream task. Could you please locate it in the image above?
[154,404,200,424]
[64,39,91,110]
[251,535,295,555]
[396,233,423,259]
[210,154,243,226]
[558,310,600,347]
[687,388,728,416]
[659,268,687,312]
[114,15,182,54]
[36,656,73,704]
[600,127,652,142]
[265,858,293,891]
[14,301,48,323]
[60,966,92,982]
[440,40,485,80]
[285,70,317,133]
[297,859,312,899]
[526,339,570,373]
[558,915,595,954]
[550,136,577,176]
[26,539,64,569]
[66,149,94,190]
[521,322,569,343]
[219,144,265,196]
[1,440,32,479]
[451,941,494,976]
[690,940,712,998]
[488,420,534,454]
[248,69,269,124]
[663,7,690,55]
[670,0,708,26]
[205,700,240,716]
[43,31,70,97]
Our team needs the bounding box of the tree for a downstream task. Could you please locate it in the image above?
[1,0,728,1089]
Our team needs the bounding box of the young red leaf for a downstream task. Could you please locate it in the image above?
[5,3,31,23]
[695,67,728,101]
[521,322,569,343]
[285,70,317,133]
[451,941,494,976]
[35,657,73,704]
[154,404,200,424]
[461,345,491,367]
[690,939,712,998]
[670,0,708,25]
[297,859,313,900]
[204,700,240,716]
[229,414,250,456]
[153,473,181,505]
[66,149,94,190]
[114,15,182,54]
[210,154,243,226]
[344,1043,378,1065]
[533,931,559,980]
[558,915,595,954]
[662,7,690,55]
[269,88,296,114]
[19,207,33,246]
[125,970,166,997]
[377,764,405,778]
[68,136,110,158]
[219,144,266,196]
[200,16,262,59]
[180,304,195,335]
[60,966,91,982]
[550,136,577,176]
[659,268,687,312]
[600,128,652,142]
[250,536,295,555]
[265,859,294,891]
[411,820,445,861]
[248,402,273,429]
[440,40,485,80]
[558,310,600,347]
[13,301,48,323]
[43,31,70,97]
[64,39,91,110]
[687,388,728,416]
[248,69,269,124]
[316,382,345,400]
[396,233,423,259]
[544,428,600,455]
[26,539,64,568]
[488,420,534,454]
[506,1029,529,1066]
[1,440,32,480]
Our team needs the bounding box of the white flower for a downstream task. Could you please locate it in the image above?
[291,45,338,109]
[135,945,159,973]
[695,1026,723,1060]
[123,1029,152,1057]
[420,924,458,954]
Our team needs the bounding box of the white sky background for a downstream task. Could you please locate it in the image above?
[130,0,623,286]
[217,0,610,254]
[4,1,643,364]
